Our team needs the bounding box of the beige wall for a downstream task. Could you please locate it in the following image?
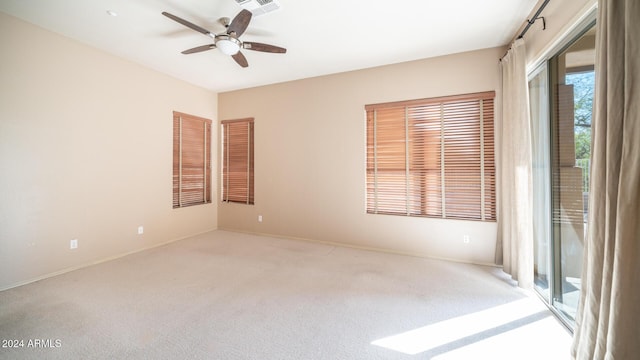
[0,13,218,290]
[219,47,504,265]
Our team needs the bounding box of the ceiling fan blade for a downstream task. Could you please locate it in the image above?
[181,44,216,54]
[227,9,252,37]
[243,42,286,53]
[162,12,212,37]
[232,51,249,68]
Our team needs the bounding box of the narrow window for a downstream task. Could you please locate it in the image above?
[366,91,495,221]
[221,118,254,204]
[172,111,212,208]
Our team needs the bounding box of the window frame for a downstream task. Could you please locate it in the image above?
[221,118,255,205]
[172,111,212,209]
[365,91,496,221]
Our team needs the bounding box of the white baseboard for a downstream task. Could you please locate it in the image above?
[216,227,499,268]
[0,228,218,292]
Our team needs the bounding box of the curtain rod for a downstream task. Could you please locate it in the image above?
[499,0,551,62]
[517,0,550,39]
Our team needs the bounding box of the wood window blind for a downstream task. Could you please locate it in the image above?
[221,118,254,204]
[173,112,212,208]
[366,91,496,221]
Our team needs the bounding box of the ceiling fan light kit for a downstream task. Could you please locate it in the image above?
[162,8,286,68]
[216,35,241,55]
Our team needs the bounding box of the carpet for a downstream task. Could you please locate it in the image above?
[0,230,571,359]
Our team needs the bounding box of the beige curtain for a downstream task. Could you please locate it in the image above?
[497,39,534,288]
[571,0,640,358]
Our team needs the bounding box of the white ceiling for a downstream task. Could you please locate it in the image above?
[0,0,538,93]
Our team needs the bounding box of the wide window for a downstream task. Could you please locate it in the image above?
[366,91,495,221]
[172,111,212,208]
[221,118,254,204]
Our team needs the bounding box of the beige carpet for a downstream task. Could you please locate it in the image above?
[0,230,571,359]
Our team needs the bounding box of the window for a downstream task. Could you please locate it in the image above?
[366,91,495,221]
[221,118,254,204]
[172,111,212,208]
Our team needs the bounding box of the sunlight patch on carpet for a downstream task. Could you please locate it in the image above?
[371,297,553,355]
[430,316,571,360]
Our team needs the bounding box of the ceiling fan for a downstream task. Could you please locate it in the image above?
[162,9,286,68]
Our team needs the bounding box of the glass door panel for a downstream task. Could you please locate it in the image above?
[529,64,551,302]
[549,26,594,322]
[529,23,595,326]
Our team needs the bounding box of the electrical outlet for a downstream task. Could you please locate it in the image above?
[138,226,144,235]
[258,215,263,223]
[70,239,78,249]
[463,235,470,244]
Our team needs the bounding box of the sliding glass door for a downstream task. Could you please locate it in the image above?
[529,22,595,326]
